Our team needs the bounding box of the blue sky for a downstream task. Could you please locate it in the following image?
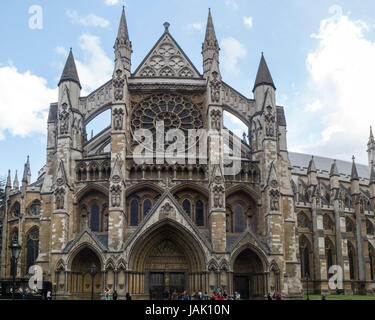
[1,0,375,183]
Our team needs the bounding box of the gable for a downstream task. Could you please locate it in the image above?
[133,31,201,79]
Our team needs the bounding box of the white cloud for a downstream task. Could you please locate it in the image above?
[220,37,247,74]
[105,0,119,5]
[66,10,109,28]
[243,16,253,29]
[55,46,68,57]
[188,22,204,32]
[0,65,57,139]
[305,99,322,112]
[75,34,113,94]
[225,0,238,9]
[294,5,375,164]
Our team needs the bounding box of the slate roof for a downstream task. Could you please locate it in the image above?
[48,103,58,122]
[289,152,371,180]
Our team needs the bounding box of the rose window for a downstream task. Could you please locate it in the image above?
[131,94,204,151]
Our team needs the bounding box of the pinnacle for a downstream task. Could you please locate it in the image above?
[253,53,276,92]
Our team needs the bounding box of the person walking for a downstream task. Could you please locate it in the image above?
[126,292,132,300]
[113,290,118,301]
[46,290,52,300]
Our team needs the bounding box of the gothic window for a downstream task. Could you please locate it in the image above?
[90,203,100,232]
[130,94,204,152]
[130,199,139,226]
[299,238,311,278]
[29,201,41,216]
[143,199,152,217]
[12,202,20,218]
[182,199,191,217]
[102,205,109,232]
[346,217,354,233]
[325,238,334,276]
[325,192,331,204]
[367,220,374,235]
[348,245,355,280]
[196,200,204,227]
[369,246,375,281]
[26,227,39,272]
[297,212,310,229]
[323,215,334,231]
[344,195,351,208]
[234,204,244,233]
[10,228,18,276]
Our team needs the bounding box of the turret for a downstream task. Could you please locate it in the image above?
[351,156,360,195]
[253,53,276,112]
[5,170,11,197]
[114,7,132,76]
[370,162,375,199]
[329,160,339,191]
[308,156,318,186]
[368,126,375,167]
[22,156,31,186]
[202,9,220,78]
[13,170,19,190]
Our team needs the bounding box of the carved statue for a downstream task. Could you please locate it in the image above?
[55,188,65,210]
[270,189,280,211]
[210,110,221,131]
[111,185,122,208]
[113,108,124,131]
[59,104,70,135]
[113,69,125,101]
[264,106,275,137]
[213,185,224,208]
[210,71,221,103]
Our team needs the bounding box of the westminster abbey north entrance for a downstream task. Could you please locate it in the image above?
[129,223,206,299]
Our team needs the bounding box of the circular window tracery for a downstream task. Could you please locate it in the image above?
[131,94,204,151]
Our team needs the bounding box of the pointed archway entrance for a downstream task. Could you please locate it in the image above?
[128,221,206,299]
[232,248,267,300]
[69,247,103,300]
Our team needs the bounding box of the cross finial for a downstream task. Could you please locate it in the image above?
[163,22,170,32]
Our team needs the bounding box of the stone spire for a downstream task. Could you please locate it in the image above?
[330,160,339,177]
[370,162,375,185]
[13,170,19,190]
[58,48,81,89]
[308,156,318,186]
[368,126,375,167]
[308,156,317,173]
[253,53,276,92]
[202,8,220,76]
[22,156,31,185]
[6,170,11,189]
[114,6,132,74]
[351,156,359,181]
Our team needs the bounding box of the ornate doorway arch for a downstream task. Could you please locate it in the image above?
[69,247,103,299]
[231,247,268,299]
[128,221,206,299]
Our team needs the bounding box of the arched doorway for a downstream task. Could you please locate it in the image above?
[129,222,205,299]
[232,248,267,299]
[69,247,103,299]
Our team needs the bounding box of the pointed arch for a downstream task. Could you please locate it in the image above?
[117,258,127,271]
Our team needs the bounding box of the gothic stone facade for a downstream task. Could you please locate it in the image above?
[1,9,375,299]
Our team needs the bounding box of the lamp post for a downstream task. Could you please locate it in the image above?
[90,263,97,301]
[9,239,22,300]
[306,272,310,301]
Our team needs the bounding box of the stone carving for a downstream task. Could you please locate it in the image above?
[159,202,176,220]
[113,108,124,131]
[210,109,221,131]
[210,71,221,103]
[59,103,70,135]
[213,185,224,208]
[134,33,199,78]
[265,106,275,137]
[113,69,125,101]
[111,185,122,208]
[270,189,280,211]
[55,188,65,210]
